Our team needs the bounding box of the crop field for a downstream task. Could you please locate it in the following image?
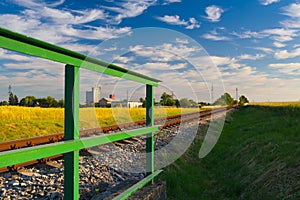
[0,106,201,141]
[160,103,300,199]
[250,101,300,107]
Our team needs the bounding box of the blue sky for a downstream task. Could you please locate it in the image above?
[1,0,300,103]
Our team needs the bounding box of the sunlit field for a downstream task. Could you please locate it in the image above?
[250,101,300,107]
[0,106,201,141]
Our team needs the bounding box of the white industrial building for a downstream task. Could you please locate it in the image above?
[86,86,101,105]
[111,100,143,108]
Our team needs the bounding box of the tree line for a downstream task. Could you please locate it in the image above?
[213,92,249,106]
[141,92,249,107]
[0,93,64,108]
[139,92,210,108]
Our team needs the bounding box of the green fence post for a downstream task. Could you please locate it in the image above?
[146,84,154,176]
[64,64,80,199]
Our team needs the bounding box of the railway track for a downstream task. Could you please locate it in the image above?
[0,106,235,172]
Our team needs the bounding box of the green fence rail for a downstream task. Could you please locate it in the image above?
[0,27,161,199]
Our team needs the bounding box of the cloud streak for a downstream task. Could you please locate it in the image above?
[259,0,280,6]
[157,15,200,29]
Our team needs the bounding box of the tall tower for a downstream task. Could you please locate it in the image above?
[86,85,101,105]
[236,88,238,101]
[211,82,214,104]
[8,85,12,94]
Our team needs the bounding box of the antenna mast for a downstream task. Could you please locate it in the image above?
[211,82,214,104]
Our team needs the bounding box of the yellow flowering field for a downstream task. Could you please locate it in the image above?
[0,106,201,141]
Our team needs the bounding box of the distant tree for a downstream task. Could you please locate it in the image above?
[19,96,36,106]
[8,92,14,105]
[58,99,65,108]
[8,92,18,105]
[0,101,9,106]
[239,95,249,106]
[139,97,146,108]
[199,102,210,106]
[189,99,198,107]
[46,96,58,107]
[214,93,235,106]
[36,98,47,107]
[14,95,18,105]
[160,92,175,106]
[179,98,192,107]
[175,99,180,108]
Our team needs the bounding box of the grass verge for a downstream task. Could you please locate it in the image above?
[159,105,300,200]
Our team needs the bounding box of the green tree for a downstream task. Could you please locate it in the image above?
[239,95,249,106]
[8,92,18,105]
[160,92,175,106]
[179,98,192,107]
[214,93,235,106]
[20,96,36,106]
[175,99,180,108]
[46,96,58,107]
[58,99,65,108]
[189,99,198,107]
[0,101,9,106]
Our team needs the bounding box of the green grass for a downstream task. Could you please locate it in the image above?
[159,105,300,200]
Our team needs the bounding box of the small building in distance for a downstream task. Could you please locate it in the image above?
[99,94,115,107]
[98,94,143,108]
[86,86,101,105]
[111,101,142,108]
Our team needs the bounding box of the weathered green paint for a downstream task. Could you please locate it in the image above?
[113,170,163,200]
[0,27,160,86]
[0,126,159,168]
[146,84,155,176]
[64,65,80,199]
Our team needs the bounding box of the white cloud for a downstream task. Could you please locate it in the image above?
[0,14,41,34]
[60,26,132,40]
[282,3,300,18]
[238,54,265,60]
[140,62,187,70]
[186,17,200,29]
[0,12,131,44]
[259,0,280,6]
[163,0,181,5]
[202,30,230,41]
[60,43,99,56]
[157,15,187,25]
[205,5,224,22]
[175,38,189,44]
[231,30,265,39]
[102,0,156,24]
[281,3,300,28]
[0,49,31,61]
[232,28,298,45]
[36,7,107,25]
[262,28,297,42]
[269,63,300,75]
[129,43,200,62]
[113,56,135,64]
[254,47,274,54]
[202,33,230,41]
[274,48,300,59]
[273,41,286,48]
[10,0,65,8]
[157,15,200,29]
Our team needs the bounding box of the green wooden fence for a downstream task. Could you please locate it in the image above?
[0,27,162,199]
